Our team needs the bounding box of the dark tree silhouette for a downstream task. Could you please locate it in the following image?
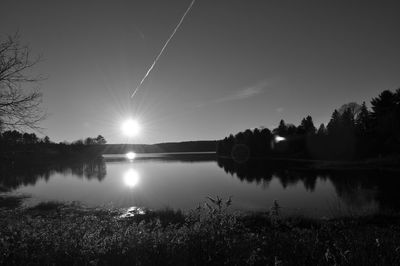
[371,90,396,117]
[273,119,288,136]
[43,136,51,144]
[341,108,356,132]
[95,135,107,145]
[84,137,95,145]
[354,102,373,157]
[2,130,22,144]
[370,89,400,153]
[72,139,84,146]
[298,115,316,135]
[317,123,327,136]
[338,102,362,116]
[22,132,38,144]
[354,102,371,136]
[0,33,45,131]
[327,110,341,135]
[217,88,400,161]
[286,124,297,136]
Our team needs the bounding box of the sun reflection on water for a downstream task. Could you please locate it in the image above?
[120,206,146,218]
[123,168,140,188]
[126,152,136,160]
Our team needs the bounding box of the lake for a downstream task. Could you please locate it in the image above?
[2,152,400,217]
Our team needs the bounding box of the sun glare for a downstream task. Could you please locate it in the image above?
[121,119,141,137]
[123,169,140,188]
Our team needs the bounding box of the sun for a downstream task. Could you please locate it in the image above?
[121,119,141,137]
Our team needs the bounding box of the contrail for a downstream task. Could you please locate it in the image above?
[131,0,196,98]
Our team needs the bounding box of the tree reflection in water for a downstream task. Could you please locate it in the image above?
[217,158,400,212]
[1,155,400,214]
[0,157,106,192]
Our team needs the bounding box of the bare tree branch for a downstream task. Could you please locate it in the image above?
[0,33,46,131]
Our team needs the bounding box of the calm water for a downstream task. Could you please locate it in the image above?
[2,153,400,217]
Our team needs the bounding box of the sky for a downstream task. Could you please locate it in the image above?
[1,0,400,144]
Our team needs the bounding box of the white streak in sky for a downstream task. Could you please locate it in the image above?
[131,0,196,98]
[214,81,268,103]
[194,80,269,108]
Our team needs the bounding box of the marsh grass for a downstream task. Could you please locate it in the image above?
[123,207,186,226]
[326,196,379,219]
[0,194,27,209]
[27,201,65,211]
[1,199,400,265]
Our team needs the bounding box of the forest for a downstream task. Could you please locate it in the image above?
[217,88,400,161]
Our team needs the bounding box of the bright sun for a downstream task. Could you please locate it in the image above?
[121,119,141,137]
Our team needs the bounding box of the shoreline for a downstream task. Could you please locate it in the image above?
[3,149,400,172]
[217,154,400,172]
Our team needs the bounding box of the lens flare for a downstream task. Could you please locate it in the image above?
[275,136,286,142]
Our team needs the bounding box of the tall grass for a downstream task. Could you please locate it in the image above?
[1,199,400,265]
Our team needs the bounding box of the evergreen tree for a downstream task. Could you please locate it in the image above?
[355,102,370,135]
[327,110,341,135]
[298,115,316,135]
[260,128,272,155]
[317,123,327,136]
[370,89,399,153]
[341,108,355,131]
[22,133,38,144]
[274,119,288,136]
[286,124,297,135]
[371,90,396,118]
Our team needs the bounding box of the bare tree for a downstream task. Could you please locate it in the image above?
[0,33,45,131]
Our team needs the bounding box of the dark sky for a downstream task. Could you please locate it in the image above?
[1,0,400,143]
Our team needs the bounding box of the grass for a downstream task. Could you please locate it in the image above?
[27,201,65,211]
[0,194,27,209]
[1,200,400,265]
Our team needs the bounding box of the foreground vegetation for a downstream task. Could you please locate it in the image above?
[1,200,400,265]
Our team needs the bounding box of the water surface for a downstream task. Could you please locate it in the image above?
[1,153,399,217]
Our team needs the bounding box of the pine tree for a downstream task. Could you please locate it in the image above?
[317,123,327,136]
[300,115,316,135]
[327,110,341,135]
[274,119,288,136]
[355,102,370,135]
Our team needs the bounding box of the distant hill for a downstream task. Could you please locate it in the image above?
[0,141,217,166]
[102,140,217,154]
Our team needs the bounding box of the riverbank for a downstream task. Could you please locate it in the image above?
[1,201,400,265]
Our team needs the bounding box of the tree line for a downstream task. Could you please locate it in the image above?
[0,130,106,146]
[217,88,400,161]
[0,130,108,164]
